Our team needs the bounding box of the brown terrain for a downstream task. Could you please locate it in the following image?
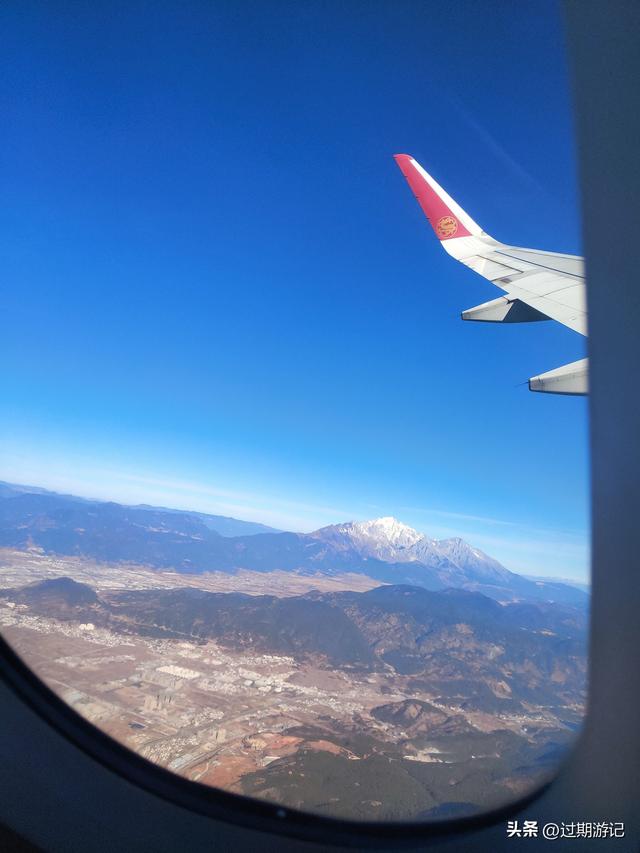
[0,549,587,821]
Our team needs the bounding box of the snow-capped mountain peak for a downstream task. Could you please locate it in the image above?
[314,516,431,563]
[311,517,516,586]
[312,517,424,561]
[348,517,423,547]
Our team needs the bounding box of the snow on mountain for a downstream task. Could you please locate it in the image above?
[317,517,423,561]
[434,537,514,583]
[312,517,513,586]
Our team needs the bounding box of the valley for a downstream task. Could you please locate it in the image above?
[0,562,586,820]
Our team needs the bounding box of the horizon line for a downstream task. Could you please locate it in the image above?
[0,475,590,586]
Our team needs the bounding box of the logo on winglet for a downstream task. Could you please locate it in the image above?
[436,215,458,239]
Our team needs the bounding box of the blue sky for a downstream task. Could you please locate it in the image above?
[0,1,590,580]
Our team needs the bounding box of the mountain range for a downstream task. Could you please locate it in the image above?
[2,576,587,714]
[0,482,588,607]
[0,481,278,537]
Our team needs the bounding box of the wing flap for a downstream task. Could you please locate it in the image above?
[529,358,589,395]
[496,246,585,277]
[462,296,549,323]
[501,280,587,334]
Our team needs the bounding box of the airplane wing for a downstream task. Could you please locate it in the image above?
[393,154,588,395]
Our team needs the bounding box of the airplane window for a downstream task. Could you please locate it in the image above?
[0,1,589,825]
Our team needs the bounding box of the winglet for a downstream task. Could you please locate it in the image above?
[393,154,483,240]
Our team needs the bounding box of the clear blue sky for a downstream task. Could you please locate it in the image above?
[0,1,590,580]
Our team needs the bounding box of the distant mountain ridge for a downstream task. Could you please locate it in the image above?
[0,482,588,607]
[0,481,279,537]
